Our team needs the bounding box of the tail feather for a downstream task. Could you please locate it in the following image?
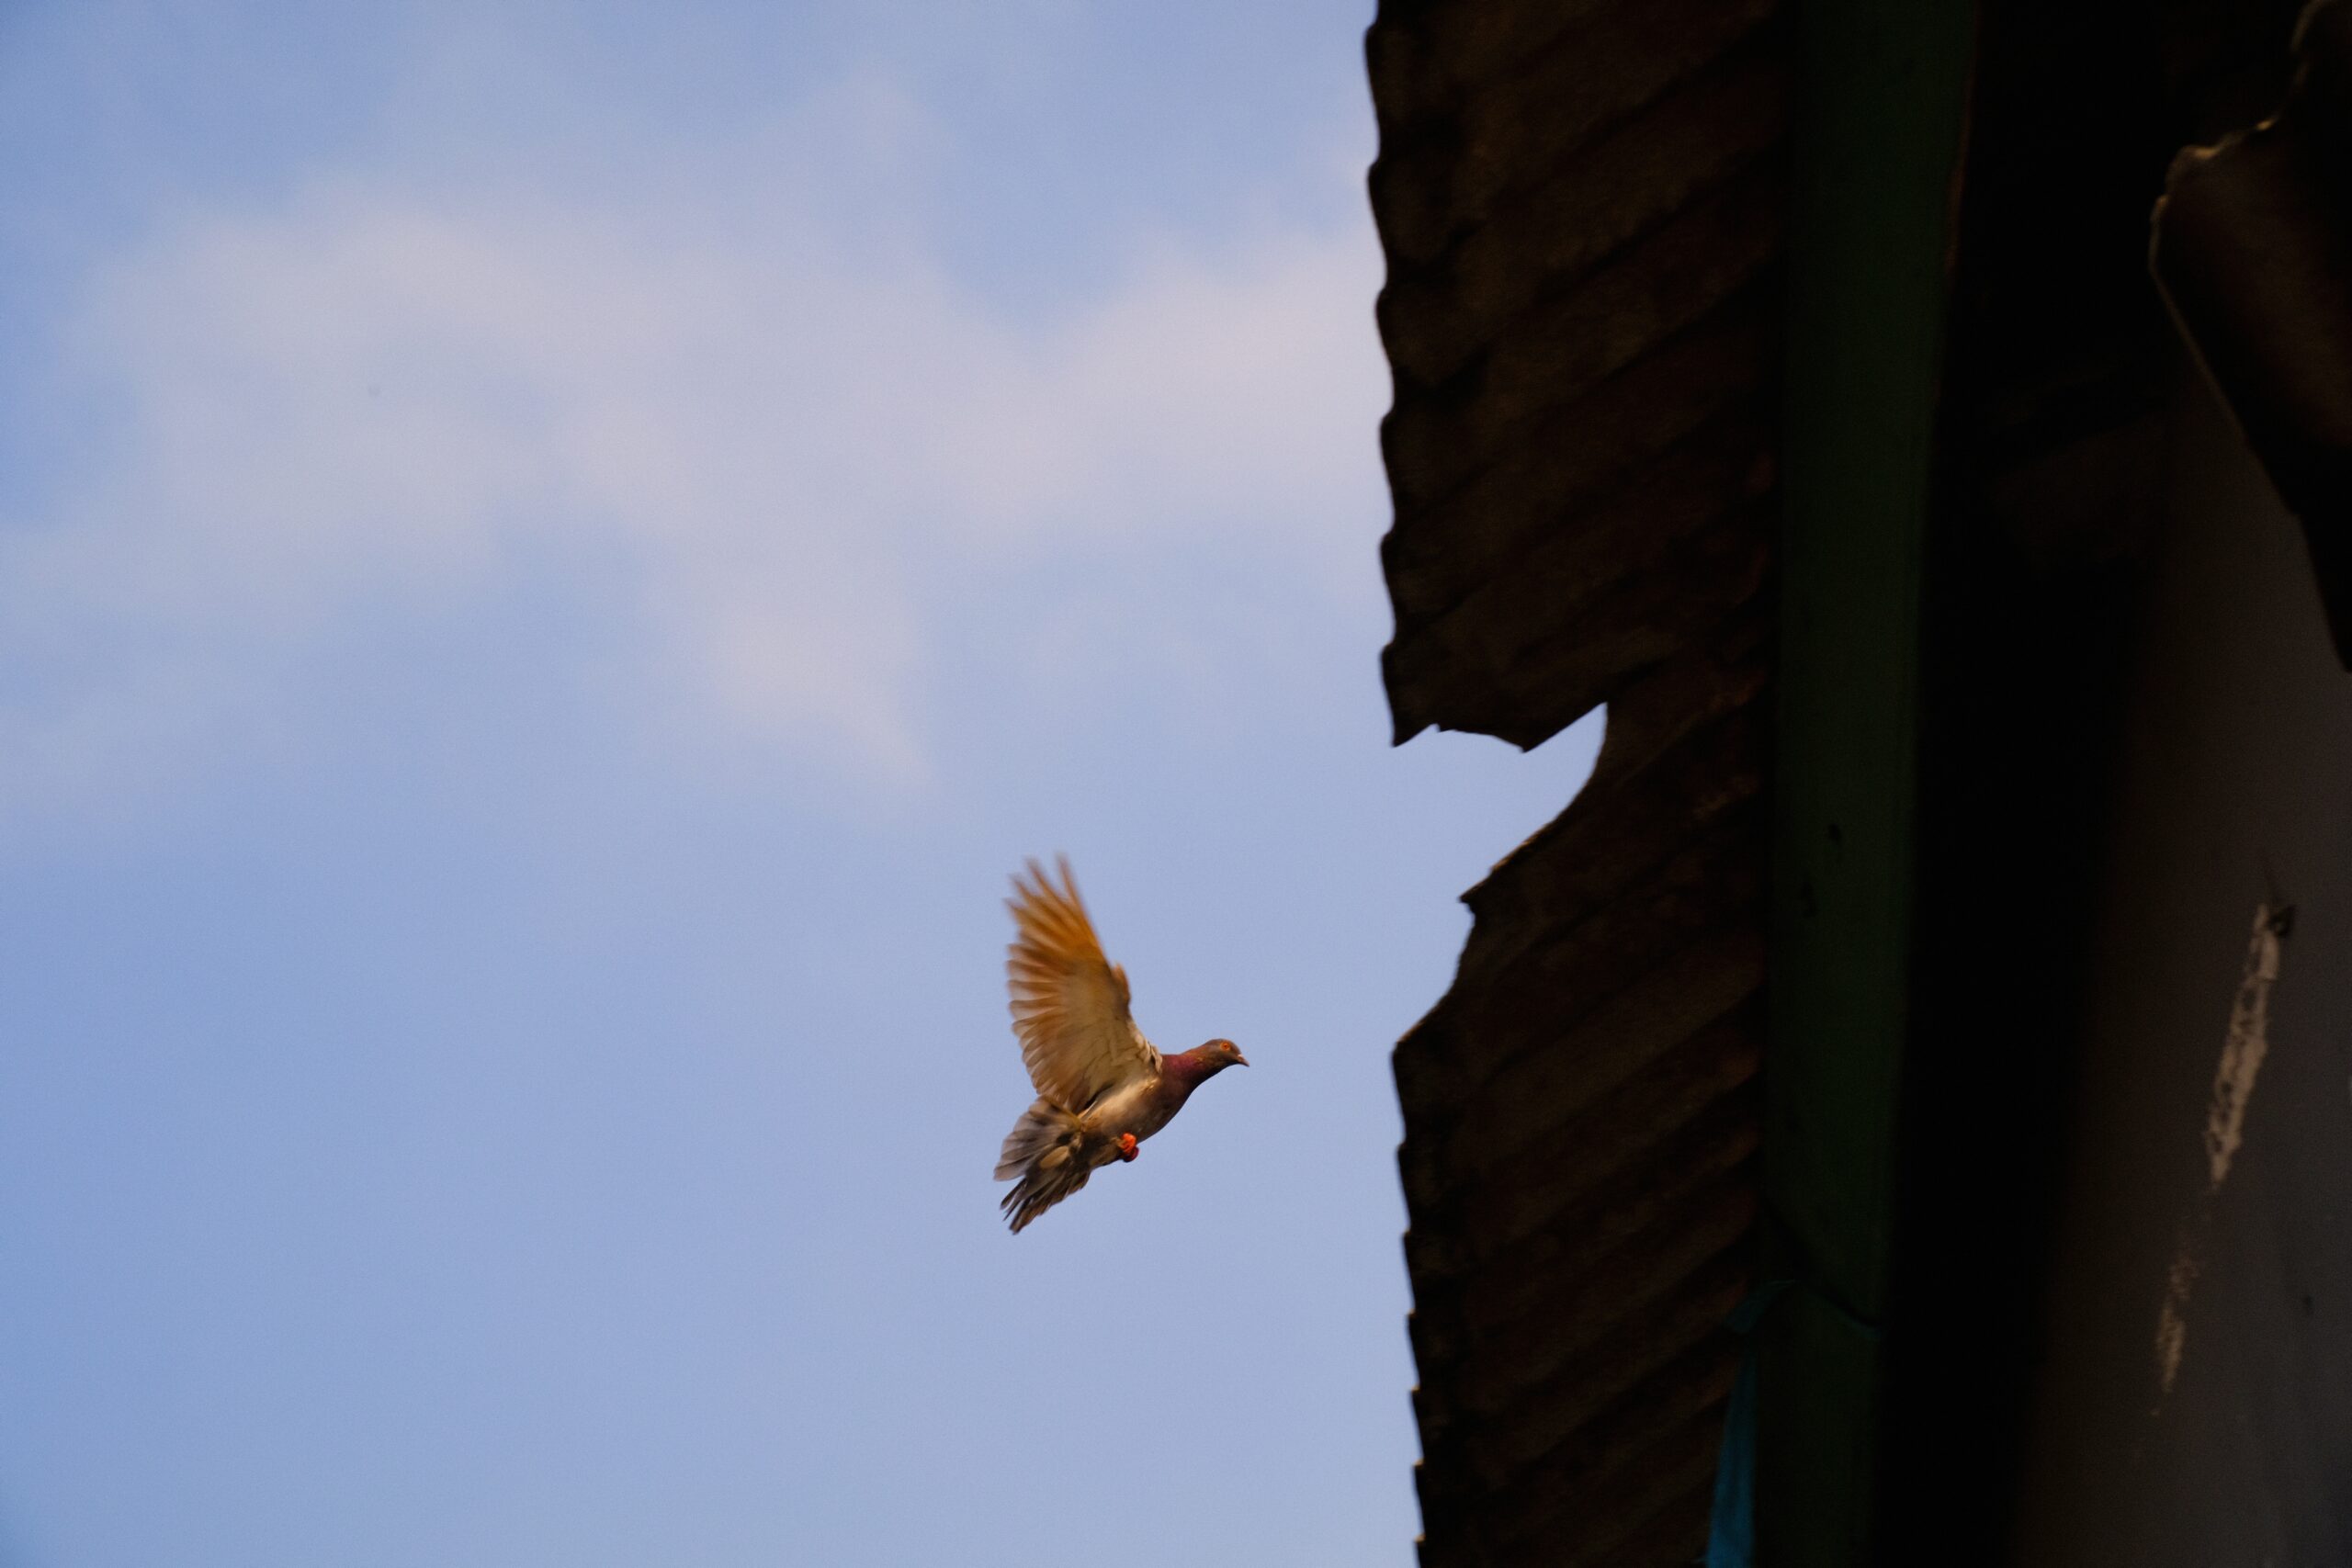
[996,1099,1093,1233]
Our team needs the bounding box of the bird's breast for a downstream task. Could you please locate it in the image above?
[1085,1075,1177,1143]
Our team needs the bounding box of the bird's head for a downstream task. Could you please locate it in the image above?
[1200,1038,1249,1072]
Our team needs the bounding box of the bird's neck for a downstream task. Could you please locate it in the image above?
[1158,1046,1222,1097]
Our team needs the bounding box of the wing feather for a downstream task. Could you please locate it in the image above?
[1004,857,1158,1111]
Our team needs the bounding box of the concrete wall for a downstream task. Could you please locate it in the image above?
[2009,378,2352,1565]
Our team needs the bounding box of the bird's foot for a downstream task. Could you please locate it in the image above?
[1116,1133,1139,1163]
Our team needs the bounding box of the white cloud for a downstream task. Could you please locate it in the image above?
[1,84,1385,820]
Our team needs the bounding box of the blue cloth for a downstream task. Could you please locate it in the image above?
[1703,1280,1793,1568]
[1702,1279,1884,1565]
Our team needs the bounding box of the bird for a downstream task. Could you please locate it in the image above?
[993,856,1248,1232]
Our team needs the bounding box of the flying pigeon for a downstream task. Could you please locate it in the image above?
[994,857,1247,1232]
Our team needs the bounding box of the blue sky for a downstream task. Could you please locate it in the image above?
[0,5,1601,1563]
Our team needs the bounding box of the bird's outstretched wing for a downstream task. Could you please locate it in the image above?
[1005,857,1159,1112]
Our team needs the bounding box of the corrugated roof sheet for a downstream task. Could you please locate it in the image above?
[1365,0,1787,1559]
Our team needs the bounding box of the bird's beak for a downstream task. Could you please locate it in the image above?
[1233,1050,1250,1067]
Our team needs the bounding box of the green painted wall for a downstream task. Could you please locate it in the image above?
[1760,1,1975,1561]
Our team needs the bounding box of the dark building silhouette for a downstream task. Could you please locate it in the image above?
[1365,0,2352,1561]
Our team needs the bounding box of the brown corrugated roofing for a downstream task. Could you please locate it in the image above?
[1365,0,1787,1559]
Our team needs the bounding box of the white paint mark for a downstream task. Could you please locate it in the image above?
[2205,903,2288,1187]
[2153,900,2291,1400]
[2154,1238,2201,1397]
